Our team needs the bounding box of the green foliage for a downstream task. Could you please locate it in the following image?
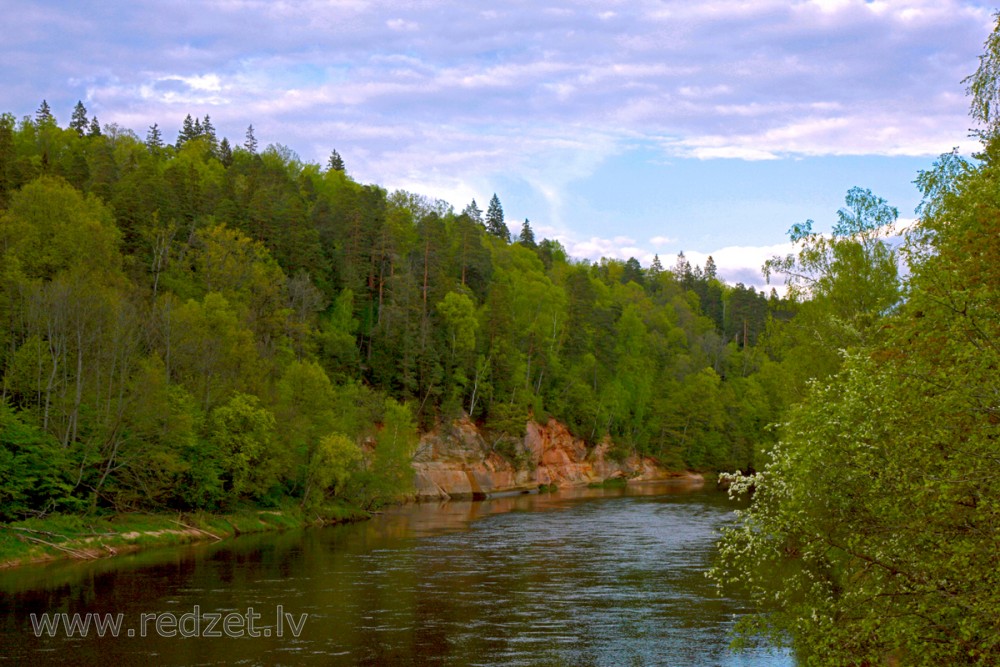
[207,393,280,503]
[0,107,805,523]
[304,432,362,509]
[764,187,899,336]
[436,290,478,354]
[965,11,1000,138]
[0,176,121,281]
[0,402,81,520]
[715,48,1000,659]
[349,398,417,509]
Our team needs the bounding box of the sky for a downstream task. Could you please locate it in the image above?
[2,0,996,288]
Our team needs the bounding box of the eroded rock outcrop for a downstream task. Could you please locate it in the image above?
[412,416,701,500]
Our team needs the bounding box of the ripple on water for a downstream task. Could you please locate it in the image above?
[1,487,793,666]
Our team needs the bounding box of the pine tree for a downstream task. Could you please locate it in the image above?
[463,199,483,225]
[244,124,258,153]
[623,257,645,286]
[146,123,163,151]
[87,117,102,137]
[70,101,88,136]
[649,254,664,276]
[485,193,509,242]
[518,218,536,248]
[327,149,345,172]
[35,100,54,125]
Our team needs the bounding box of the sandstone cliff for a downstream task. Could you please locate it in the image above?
[412,417,700,500]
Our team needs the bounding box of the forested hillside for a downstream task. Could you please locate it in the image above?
[0,103,823,517]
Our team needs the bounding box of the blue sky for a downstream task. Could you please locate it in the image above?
[2,1,995,288]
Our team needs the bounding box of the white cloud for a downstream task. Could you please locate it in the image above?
[2,0,992,258]
[386,18,418,32]
[673,243,797,290]
[551,229,795,292]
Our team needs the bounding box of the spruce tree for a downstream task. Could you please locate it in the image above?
[327,149,345,172]
[518,218,536,248]
[201,114,218,154]
[485,193,509,242]
[35,99,54,125]
[70,101,88,136]
[244,124,257,153]
[219,137,233,166]
[87,117,102,137]
[674,251,692,287]
[178,114,196,146]
[146,123,163,151]
[704,255,718,280]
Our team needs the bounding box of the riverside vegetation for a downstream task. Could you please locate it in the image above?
[3,16,1000,662]
[710,16,1000,667]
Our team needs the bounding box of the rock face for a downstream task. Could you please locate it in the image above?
[411,417,700,500]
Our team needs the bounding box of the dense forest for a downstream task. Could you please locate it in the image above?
[0,97,825,518]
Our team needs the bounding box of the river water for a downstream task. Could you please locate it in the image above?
[0,482,794,666]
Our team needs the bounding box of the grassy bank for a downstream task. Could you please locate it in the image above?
[0,503,370,569]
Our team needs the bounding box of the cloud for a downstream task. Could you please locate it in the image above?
[1,0,992,257]
[550,228,795,292]
[8,1,989,154]
[672,243,797,291]
[386,18,419,32]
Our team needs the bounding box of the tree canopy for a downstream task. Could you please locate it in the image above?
[712,14,1000,665]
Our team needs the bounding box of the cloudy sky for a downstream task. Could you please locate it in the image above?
[3,1,995,287]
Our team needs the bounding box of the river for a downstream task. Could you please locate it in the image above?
[0,482,794,666]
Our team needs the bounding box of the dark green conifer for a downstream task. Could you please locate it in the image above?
[146,123,163,151]
[244,124,257,153]
[518,218,536,248]
[35,99,54,125]
[70,101,88,136]
[327,149,345,172]
[485,193,509,242]
[178,114,196,146]
[219,137,233,166]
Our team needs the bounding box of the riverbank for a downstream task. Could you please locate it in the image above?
[0,503,370,569]
[0,416,705,570]
[0,472,706,570]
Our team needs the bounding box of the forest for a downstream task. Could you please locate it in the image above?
[2,35,998,667]
[0,98,816,518]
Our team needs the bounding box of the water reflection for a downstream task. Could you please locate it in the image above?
[0,482,794,666]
